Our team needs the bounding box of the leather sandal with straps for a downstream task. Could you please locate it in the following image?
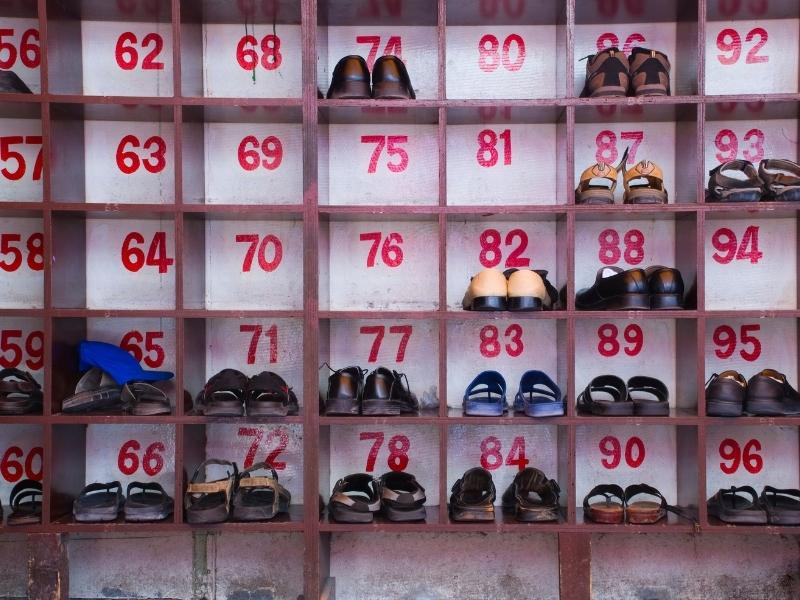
[584,484,625,523]
[627,376,669,416]
[707,160,764,202]
[232,462,291,522]
[623,160,668,204]
[575,148,629,205]
[759,159,800,202]
[449,467,495,522]
[708,485,767,524]
[0,368,42,415]
[577,375,632,416]
[7,479,42,525]
[184,459,237,524]
[379,471,426,522]
[328,473,381,523]
[501,468,560,522]
[122,381,171,416]
[73,481,123,522]
[123,481,174,522]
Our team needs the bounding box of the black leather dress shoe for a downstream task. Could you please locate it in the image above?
[645,265,684,309]
[0,70,32,94]
[575,267,648,310]
[327,56,370,99]
[706,371,746,416]
[746,370,800,416]
[324,365,366,415]
[372,55,415,99]
[362,367,418,416]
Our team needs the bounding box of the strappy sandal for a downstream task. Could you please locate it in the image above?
[245,371,299,417]
[759,159,800,202]
[0,368,42,415]
[379,471,426,522]
[196,369,248,416]
[122,381,171,416]
[463,371,507,416]
[501,468,560,522]
[577,375,632,416]
[627,376,669,416]
[449,467,495,522]
[708,486,767,524]
[7,479,42,525]
[760,486,800,525]
[623,160,668,204]
[328,473,381,523]
[584,484,625,523]
[624,483,669,524]
[73,481,123,522]
[62,368,121,413]
[707,160,764,203]
[184,459,237,524]
[123,482,174,522]
[232,462,291,522]
[513,370,564,417]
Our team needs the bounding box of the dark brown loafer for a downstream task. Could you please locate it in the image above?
[706,370,746,417]
[327,55,371,99]
[372,55,415,99]
[629,47,670,96]
[580,47,629,98]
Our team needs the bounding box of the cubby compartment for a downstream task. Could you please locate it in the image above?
[0,314,44,394]
[0,424,43,524]
[46,0,173,96]
[182,423,305,525]
[180,0,302,98]
[182,105,303,205]
[319,317,440,417]
[317,0,438,100]
[183,211,304,310]
[446,106,567,206]
[0,0,41,94]
[575,424,698,527]
[574,103,699,204]
[574,0,699,97]
[0,102,43,202]
[318,213,439,311]
[704,211,797,311]
[183,317,304,416]
[49,103,175,204]
[0,208,44,308]
[446,0,567,99]
[319,106,439,206]
[705,0,800,95]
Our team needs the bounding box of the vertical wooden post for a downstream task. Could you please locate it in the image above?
[558,532,591,600]
[27,534,68,600]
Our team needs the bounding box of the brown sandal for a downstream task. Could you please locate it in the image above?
[584,484,625,524]
[623,160,668,204]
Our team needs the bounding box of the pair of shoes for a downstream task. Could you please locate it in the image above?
[584,483,692,524]
[575,150,668,205]
[323,365,417,416]
[706,369,800,417]
[575,265,684,310]
[196,369,298,417]
[185,460,290,523]
[327,55,414,99]
[577,375,669,416]
[707,158,800,203]
[328,472,426,523]
[3,479,42,525]
[449,467,560,523]
[0,70,32,94]
[581,47,670,98]
[462,268,559,311]
[463,370,563,417]
[0,368,42,415]
[708,486,800,525]
[73,481,173,522]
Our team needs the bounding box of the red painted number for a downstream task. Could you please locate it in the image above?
[115,32,164,70]
[117,439,165,476]
[717,27,768,65]
[359,231,403,268]
[361,135,409,173]
[0,232,43,272]
[714,128,765,163]
[597,323,643,357]
[598,228,644,266]
[355,35,403,70]
[359,325,412,363]
[479,324,523,358]
[0,28,40,70]
[0,136,43,181]
[120,330,165,368]
[116,135,167,174]
[359,431,410,472]
[121,231,173,273]
[596,32,646,54]
[595,130,644,164]
[0,329,43,370]
[0,445,42,482]
[712,324,761,361]
[476,129,511,167]
[236,34,282,71]
[240,323,278,364]
[479,435,529,471]
[238,427,288,470]
[478,228,529,268]
[719,438,763,474]
[235,234,283,272]
[711,225,762,264]
[237,135,283,171]
[478,34,526,72]
[599,435,645,469]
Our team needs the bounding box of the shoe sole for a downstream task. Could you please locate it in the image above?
[706,399,743,417]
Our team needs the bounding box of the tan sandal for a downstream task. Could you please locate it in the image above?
[184,459,237,524]
[623,160,668,204]
[575,148,629,205]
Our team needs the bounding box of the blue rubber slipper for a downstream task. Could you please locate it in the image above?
[514,371,564,417]
[463,371,507,416]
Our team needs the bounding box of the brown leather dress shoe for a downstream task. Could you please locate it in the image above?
[371,55,415,99]
[327,55,370,99]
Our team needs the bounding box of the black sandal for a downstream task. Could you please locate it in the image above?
[184,459,237,524]
[196,369,248,416]
[0,368,42,415]
[245,371,299,417]
[123,482,174,522]
[122,381,171,416]
[577,375,632,416]
[379,471,426,522]
[627,376,669,416]
[707,160,763,203]
[583,484,625,524]
[7,479,42,525]
[328,473,381,523]
[73,481,123,522]
[707,486,767,524]
[62,368,121,413]
[501,468,560,522]
[760,486,800,525]
[449,467,496,522]
[232,462,291,521]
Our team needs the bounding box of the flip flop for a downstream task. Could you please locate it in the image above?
[513,370,564,417]
[7,479,42,525]
[760,487,800,525]
[123,482,174,522]
[231,462,291,522]
[463,371,507,416]
[62,368,121,413]
[73,481,123,522]
[184,459,237,524]
[624,483,668,524]
[0,368,42,415]
[122,381,171,416]
[707,486,767,524]
[584,484,625,524]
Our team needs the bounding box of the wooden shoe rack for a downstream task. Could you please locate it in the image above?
[1,0,799,598]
